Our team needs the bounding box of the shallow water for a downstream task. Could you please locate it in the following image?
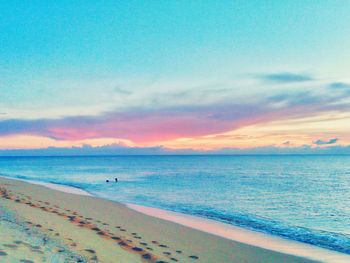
[0,155,349,255]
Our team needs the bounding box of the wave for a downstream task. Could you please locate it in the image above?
[132,202,350,255]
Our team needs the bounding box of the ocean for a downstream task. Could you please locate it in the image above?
[0,155,349,255]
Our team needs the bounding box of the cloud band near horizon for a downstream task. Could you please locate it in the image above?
[1,84,349,145]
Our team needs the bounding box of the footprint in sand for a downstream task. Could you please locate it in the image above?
[90,255,98,260]
[3,244,17,249]
[142,253,152,259]
[132,247,143,252]
[97,231,107,236]
[30,245,41,250]
[118,241,127,247]
[159,244,168,248]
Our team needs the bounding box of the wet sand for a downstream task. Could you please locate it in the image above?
[0,177,317,263]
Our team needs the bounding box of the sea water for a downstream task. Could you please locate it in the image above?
[0,155,349,255]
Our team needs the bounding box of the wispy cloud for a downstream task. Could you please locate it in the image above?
[0,104,269,143]
[328,82,350,90]
[1,77,350,145]
[260,72,313,83]
[114,86,133,95]
[313,138,338,145]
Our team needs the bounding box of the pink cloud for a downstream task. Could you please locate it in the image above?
[1,89,349,143]
[46,109,243,142]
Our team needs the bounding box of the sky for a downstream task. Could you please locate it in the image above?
[1,0,350,154]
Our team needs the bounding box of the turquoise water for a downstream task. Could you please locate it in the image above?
[0,155,349,254]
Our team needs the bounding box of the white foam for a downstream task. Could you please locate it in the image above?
[128,203,350,263]
[0,176,92,196]
[26,180,92,196]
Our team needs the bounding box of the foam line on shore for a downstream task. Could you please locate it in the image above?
[127,203,350,263]
[26,180,92,196]
[0,175,92,196]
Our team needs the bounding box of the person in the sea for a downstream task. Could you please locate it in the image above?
[106,178,118,183]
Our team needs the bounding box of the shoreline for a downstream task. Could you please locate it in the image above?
[127,204,350,263]
[1,176,349,262]
[0,175,93,196]
[0,176,315,263]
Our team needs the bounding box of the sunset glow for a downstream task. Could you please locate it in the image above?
[1,1,350,154]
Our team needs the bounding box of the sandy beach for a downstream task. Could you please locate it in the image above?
[0,177,319,263]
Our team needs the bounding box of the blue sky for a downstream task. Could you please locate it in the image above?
[2,1,350,77]
[1,1,350,153]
